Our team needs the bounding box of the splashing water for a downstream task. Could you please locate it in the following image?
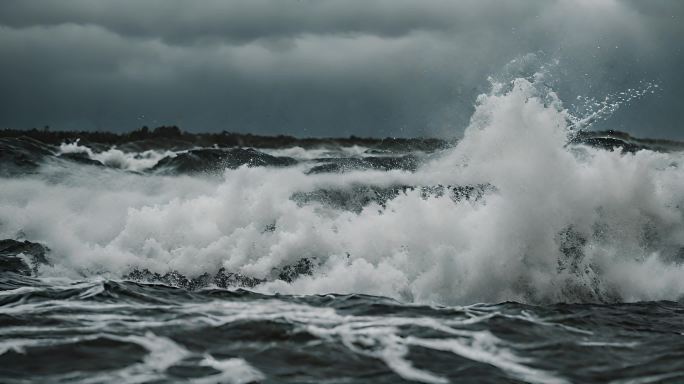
[59,140,180,172]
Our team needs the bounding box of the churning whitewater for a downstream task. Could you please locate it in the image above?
[2,73,681,304]
[2,70,684,383]
[0,73,684,305]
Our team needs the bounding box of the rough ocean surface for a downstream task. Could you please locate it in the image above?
[2,74,684,383]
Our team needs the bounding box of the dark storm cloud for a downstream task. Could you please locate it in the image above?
[0,0,682,138]
[0,0,537,43]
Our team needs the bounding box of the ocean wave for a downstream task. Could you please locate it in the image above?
[1,72,683,306]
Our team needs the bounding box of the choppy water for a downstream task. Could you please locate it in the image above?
[2,275,684,384]
[2,69,684,382]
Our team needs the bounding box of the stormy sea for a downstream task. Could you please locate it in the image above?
[2,76,684,383]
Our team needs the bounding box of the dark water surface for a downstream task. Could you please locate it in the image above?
[2,274,683,383]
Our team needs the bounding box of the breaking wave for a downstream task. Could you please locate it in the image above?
[1,70,682,306]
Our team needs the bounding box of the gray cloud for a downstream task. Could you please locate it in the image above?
[0,0,682,138]
[0,0,538,43]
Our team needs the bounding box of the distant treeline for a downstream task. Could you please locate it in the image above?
[0,126,454,151]
[2,126,682,152]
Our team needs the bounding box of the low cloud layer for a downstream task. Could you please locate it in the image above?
[0,0,682,138]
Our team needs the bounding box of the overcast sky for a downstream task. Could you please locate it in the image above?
[0,0,682,138]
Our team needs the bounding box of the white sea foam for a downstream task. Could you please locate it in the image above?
[0,291,571,383]
[59,141,178,171]
[174,298,565,383]
[261,145,372,160]
[1,69,683,305]
[192,355,265,384]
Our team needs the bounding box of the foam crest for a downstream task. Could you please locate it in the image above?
[261,145,371,160]
[193,355,265,384]
[59,140,178,171]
